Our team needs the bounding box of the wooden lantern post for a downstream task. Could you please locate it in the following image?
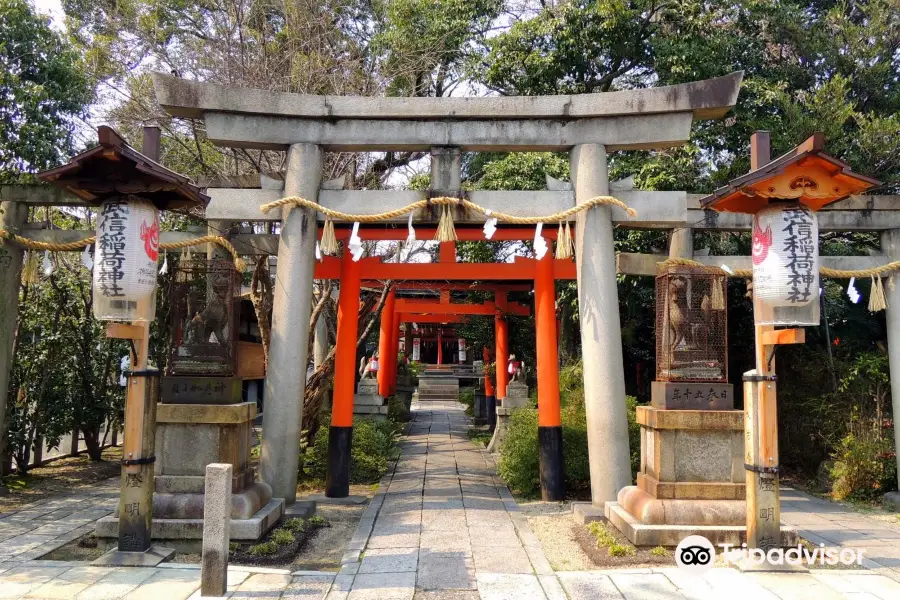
[702,131,880,553]
[38,126,208,565]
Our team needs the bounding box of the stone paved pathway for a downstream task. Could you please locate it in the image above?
[0,400,899,599]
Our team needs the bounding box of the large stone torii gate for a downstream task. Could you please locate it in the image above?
[150,71,746,507]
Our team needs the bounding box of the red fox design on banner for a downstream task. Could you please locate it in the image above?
[140,218,160,261]
[751,221,773,265]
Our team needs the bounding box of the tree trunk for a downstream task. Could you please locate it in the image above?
[82,426,103,461]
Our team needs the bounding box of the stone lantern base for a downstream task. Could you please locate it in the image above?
[598,406,796,547]
[95,401,283,553]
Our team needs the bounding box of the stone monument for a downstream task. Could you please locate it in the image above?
[95,260,282,552]
[602,264,795,547]
[354,377,388,420]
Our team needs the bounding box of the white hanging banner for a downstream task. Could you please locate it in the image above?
[93,197,159,322]
[751,203,820,325]
[457,337,466,363]
[412,337,421,361]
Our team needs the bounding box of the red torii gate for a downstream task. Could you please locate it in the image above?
[314,229,573,500]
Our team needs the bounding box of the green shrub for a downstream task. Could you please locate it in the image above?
[468,428,492,448]
[608,543,635,557]
[271,528,295,545]
[308,515,328,527]
[650,545,667,556]
[387,395,410,423]
[248,541,277,556]
[303,417,399,484]
[497,381,641,497]
[284,518,308,533]
[587,521,616,548]
[830,429,897,501]
[459,389,475,416]
[228,542,239,553]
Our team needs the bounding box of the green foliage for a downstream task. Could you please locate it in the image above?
[307,515,328,527]
[387,395,410,423]
[459,388,474,416]
[303,417,399,484]
[228,542,239,553]
[498,361,641,497]
[650,545,667,557]
[284,518,308,533]
[468,428,492,448]
[830,430,896,502]
[374,0,503,97]
[7,210,130,471]
[608,543,636,557]
[247,541,278,556]
[271,528,295,545]
[0,0,92,181]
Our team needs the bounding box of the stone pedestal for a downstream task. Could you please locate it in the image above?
[604,406,796,547]
[487,381,529,453]
[95,402,282,552]
[473,381,486,425]
[354,378,388,420]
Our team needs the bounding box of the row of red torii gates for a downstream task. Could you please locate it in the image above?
[314,229,576,500]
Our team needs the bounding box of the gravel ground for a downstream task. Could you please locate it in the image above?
[520,500,597,571]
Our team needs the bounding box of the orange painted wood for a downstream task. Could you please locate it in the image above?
[106,323,145,340]
[314,256,576,281]
[235,341,266,379]
[483,346,495,397]
[760,328,805,346]
[396,313,464,324]
[439,242,456,263]
[393,299,530,316]
[332,250,362,428]
[535,252,561,427]
[377,289,396,397]
[495,291,509,400]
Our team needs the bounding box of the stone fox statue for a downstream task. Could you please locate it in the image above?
[359,353,379,379]
[185,289,228,347]
[667,277,690,352]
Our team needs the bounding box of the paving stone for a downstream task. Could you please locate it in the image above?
[608,572,681,600]
[412,591,479,600]
[348,572,415,600]
[419,529,471,556]
[471,545,532,575]
[416,552,474,591]
[476,573,547,600]
[557,572,624,600]
[110,569,199,600]
[281,575,335,600]
[74,567,157,600]
[358,548,419,574]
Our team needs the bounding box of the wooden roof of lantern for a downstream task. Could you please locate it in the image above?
[700,133,880,213]
[38,126,208,211]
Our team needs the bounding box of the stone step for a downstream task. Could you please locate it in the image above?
[418,385,459,393]
[417,390,459,397]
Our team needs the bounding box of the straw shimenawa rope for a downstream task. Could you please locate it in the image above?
[0,229,246,271]
[657,257,900,280]
[259,195,639,224]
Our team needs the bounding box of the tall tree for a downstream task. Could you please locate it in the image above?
[0,0,92,181]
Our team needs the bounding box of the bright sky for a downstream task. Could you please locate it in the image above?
[33,0,64,28]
